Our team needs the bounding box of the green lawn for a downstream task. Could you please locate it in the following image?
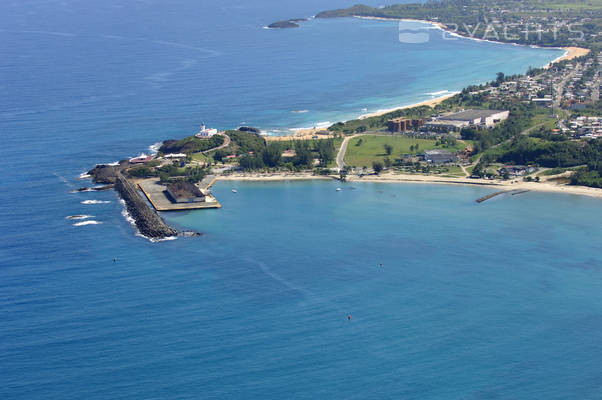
[437,165,466,177]
[344,135,465,168]
[190,152,211,163]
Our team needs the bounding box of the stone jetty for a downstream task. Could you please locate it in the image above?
[115,174,178,239]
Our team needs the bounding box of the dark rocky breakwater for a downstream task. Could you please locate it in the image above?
[87,162,201,240]
[114,174,178,239]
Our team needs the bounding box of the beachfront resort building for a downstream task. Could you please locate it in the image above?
[387,118,424,133]
[424,109,509,132]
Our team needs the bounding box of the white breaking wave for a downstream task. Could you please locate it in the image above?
[78,172,92,179]
[289,121,332,132]
[118,199,177,243]
[427,90,450,96]
[291,110,309,114]
[81,200,111,205]
[71,186,109,193]
[119,199,136,226]
[66,215,93,220]
[148,142,162,155]
[141,234,178,243]
[73,220,102,226]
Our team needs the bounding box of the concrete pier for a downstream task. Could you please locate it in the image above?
[138,179,221,211]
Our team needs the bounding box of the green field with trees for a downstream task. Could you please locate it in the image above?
[344,135,465,168]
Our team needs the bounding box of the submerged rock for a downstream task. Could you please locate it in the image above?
[178,230,203,237]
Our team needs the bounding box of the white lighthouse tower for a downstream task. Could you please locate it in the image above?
[195,121,218,138]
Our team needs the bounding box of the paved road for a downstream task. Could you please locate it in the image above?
[202,132,231,155]
[336,135,355,169]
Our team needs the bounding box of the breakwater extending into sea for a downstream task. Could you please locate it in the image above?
[114,174,177,239]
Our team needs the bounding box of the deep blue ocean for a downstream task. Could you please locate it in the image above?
[2,0,602,399]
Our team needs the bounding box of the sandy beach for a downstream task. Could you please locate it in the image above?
[545,46,591,68]
[357,92,458,120]
[217,172,332,181]
[282,92,458,138]
[216,171,602,199]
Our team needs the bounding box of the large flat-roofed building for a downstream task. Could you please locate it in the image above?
[387,118,424,133]
[166,182,207,204]
[424,109,509,132]
[424,149,457,164]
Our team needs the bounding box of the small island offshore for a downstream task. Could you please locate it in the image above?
[84,0,602,240]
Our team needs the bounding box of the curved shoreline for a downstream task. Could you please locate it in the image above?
[353,15,589,67]
[268,15,581,138]
[216,173,602,199]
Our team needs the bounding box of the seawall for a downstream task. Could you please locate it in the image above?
[114,174,178,238]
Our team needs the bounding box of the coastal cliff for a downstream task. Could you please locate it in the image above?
[114,174,178,239]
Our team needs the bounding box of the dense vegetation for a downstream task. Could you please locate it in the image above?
[238,139,337,171]
[570,140,602,187]
[128,162,208,184]
[159,134,224,154]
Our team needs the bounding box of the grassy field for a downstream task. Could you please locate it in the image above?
[190,152,211,163]
[543,0,602,9]
[344,135,466,168]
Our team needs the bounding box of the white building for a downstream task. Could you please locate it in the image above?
[424,109,509,132]
[195,122,218,138]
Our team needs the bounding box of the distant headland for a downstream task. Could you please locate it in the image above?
[267,18,308,29]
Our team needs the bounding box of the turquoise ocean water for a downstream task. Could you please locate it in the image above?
[2,0,602,398]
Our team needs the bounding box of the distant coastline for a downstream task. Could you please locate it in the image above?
[352,15,589,68]
[290,92,458,138]
[266,15,581,137]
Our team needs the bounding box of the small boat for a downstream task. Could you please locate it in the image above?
[336,188,342,192]
[232,189,238,193]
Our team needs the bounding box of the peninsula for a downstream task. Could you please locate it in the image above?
[85,0,602,240]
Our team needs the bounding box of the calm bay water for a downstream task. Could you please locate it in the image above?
[2,0,601,399]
